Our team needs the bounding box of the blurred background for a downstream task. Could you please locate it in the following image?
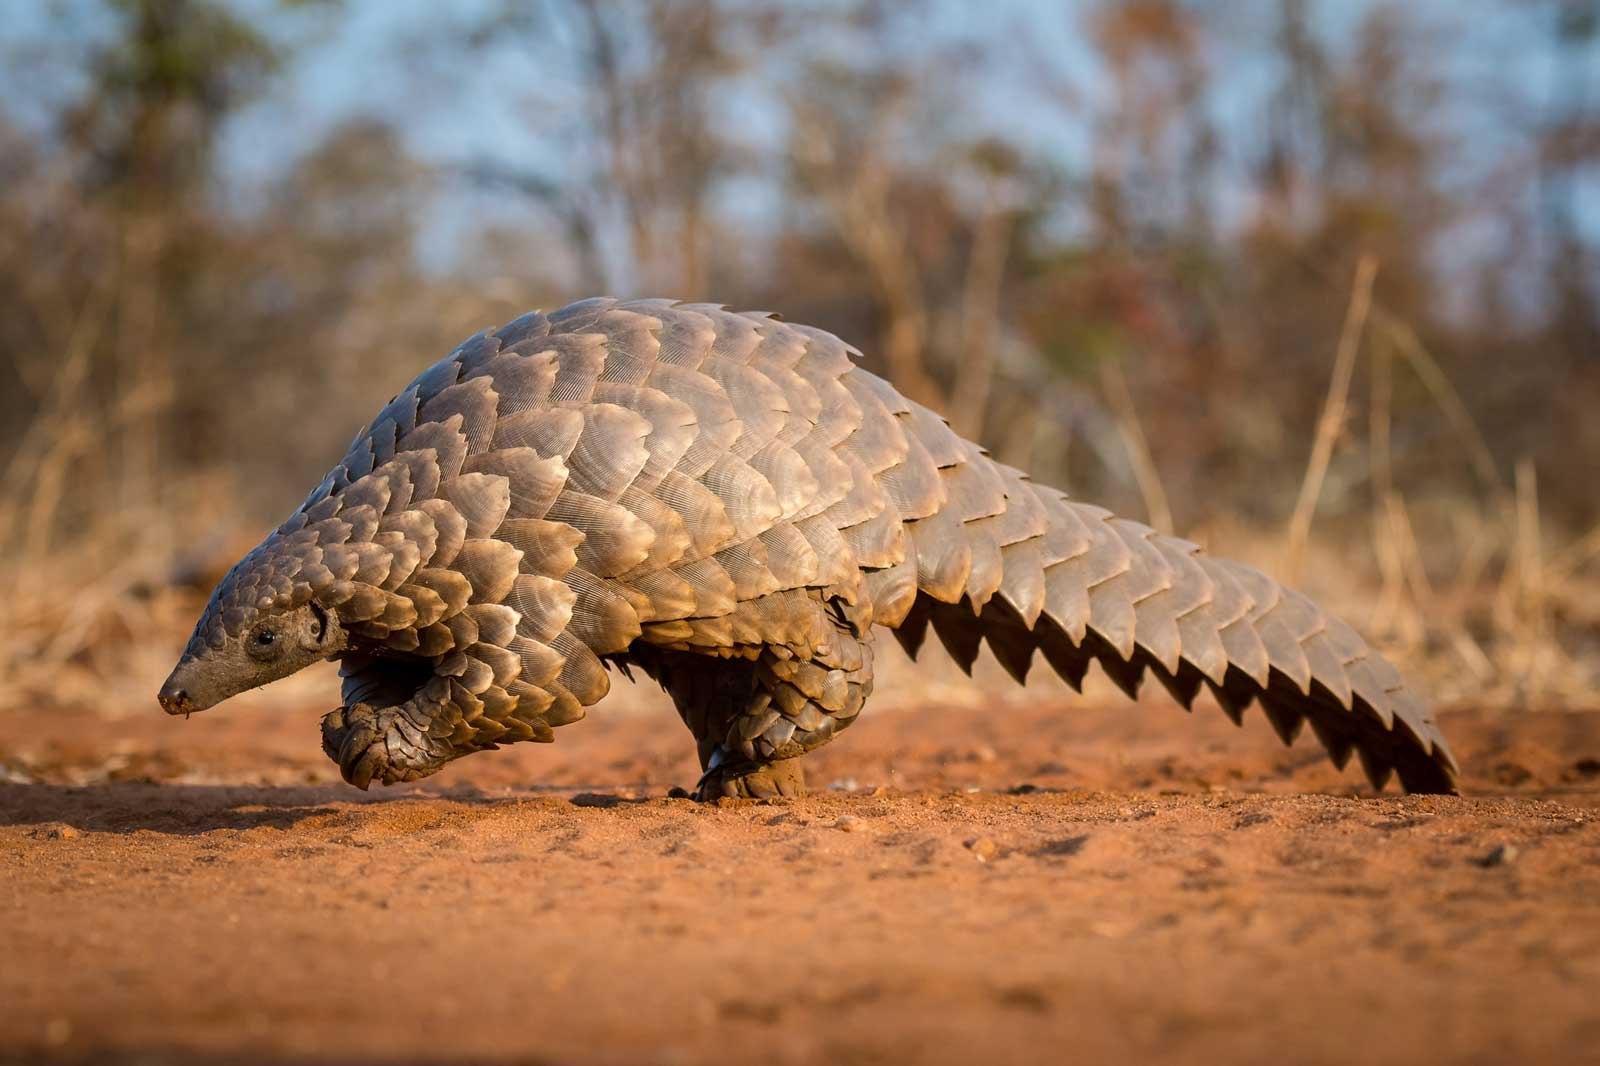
[0,0,1596,720]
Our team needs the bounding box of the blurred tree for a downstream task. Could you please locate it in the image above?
[465,0,767,296]
[64,0,283,506]
[1540,0,1599,365]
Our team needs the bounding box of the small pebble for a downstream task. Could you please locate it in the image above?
[1476,843,1519,868]
[966,836,999,862]
[833,815,864,833]
[32,825,80,841]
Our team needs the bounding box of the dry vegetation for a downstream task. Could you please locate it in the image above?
[0,0,1597,720]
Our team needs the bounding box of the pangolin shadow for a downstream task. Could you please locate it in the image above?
[0,781,649,835]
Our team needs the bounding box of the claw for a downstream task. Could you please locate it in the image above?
[319,705,351,763]
[337,715,382,790]
[693,750,808,801]
[322,703,385,789]
[346,743,385,791]
[321,702,452,789]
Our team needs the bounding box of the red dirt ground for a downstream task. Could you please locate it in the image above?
[2,688,1599,1066]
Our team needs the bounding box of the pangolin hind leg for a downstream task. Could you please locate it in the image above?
[633,599,875,800]
[700,630,875,800]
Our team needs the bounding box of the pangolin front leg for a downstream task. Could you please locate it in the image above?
[320,670,466,788]
[319,645,564,789]
[321,703,443,788]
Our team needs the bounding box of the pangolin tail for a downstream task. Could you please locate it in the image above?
[879,401,1460,795]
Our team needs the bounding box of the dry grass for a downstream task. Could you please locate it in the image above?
[1055,255,1600,714]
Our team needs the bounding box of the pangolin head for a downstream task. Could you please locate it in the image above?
[158,532,348,715]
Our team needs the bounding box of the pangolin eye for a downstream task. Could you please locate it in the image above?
[255,629,277,647]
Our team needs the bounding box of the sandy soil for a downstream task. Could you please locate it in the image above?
[2,688,1599,1066]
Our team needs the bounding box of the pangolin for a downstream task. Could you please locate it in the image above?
[158,297,1460,797]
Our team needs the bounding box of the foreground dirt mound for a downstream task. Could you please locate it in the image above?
[2,697,1598,1065]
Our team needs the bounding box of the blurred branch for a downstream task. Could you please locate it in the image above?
[1285,253,1378,582]
[574,0,656,285]
[1100,358,1173,536]
[464,160,609,292]
[0,273,116,551]
[791,89,943,409]
[1370,310,1512,506]
[950,179,1014,440]
[1550,521,1600,579]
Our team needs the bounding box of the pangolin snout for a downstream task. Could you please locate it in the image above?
[158,658,204,716]
[157,675,192,715]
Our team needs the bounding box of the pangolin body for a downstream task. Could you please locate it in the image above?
[161,297,1460,797]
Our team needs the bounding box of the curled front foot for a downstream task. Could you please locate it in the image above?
[320,703,453,789]
[694,750,808,801]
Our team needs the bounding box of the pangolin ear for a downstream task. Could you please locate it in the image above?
[302,602,338,654]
